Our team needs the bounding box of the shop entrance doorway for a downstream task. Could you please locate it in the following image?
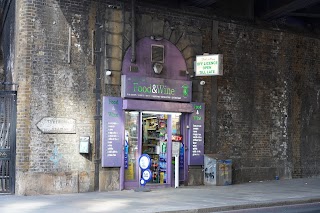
[124,111,185,189]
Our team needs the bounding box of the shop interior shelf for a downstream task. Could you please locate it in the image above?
[147,137,159,140]
[143,144,157,147]
[145,152,158,155]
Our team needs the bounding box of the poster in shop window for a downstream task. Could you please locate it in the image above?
[188,102,205,165]
[102,97,124,167]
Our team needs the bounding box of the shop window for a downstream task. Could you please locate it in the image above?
[151,44,164,63]
[124,112,139,181]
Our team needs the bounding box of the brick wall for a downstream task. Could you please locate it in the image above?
[216,23,320,182]
[10,0,320,195]
[14,0,98,195]
[131,4,320,183]
[298,37,320,177]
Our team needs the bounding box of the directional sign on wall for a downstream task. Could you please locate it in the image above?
[36,117,76,134]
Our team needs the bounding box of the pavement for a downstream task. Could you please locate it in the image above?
[0,177,320,213]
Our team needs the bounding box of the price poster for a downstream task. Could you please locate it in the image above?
[188,102,205,165]
[102,97,124,167]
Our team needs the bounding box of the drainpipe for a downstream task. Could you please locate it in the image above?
[131,0,136,63]
[94,6,103,191]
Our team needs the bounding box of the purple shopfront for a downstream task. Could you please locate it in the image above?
[102,37,205,190]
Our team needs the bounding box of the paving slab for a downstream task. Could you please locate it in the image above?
[0,177,320,213]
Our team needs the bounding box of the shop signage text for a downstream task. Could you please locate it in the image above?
[195,54,223,76]
[102,97,124,167]
[36,117,76,134]
[121,75,192,102]
[189,102,205,166]
[172,135,182,142]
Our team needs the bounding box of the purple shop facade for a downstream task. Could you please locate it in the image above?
[102,37,205,190]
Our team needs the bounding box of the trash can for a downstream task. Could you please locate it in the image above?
[204,154,232,186]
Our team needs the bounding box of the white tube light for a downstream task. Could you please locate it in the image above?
[142,111,182,115]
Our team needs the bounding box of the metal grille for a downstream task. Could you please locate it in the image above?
[0,91,16,194]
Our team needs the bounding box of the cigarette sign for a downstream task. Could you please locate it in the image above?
[195,54,223,76]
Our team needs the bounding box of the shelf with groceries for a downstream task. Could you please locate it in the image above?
[142,114,168,184]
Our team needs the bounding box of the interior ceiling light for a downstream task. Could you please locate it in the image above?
[143,111,182,115]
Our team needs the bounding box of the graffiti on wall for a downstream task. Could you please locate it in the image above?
[50,146,62,167]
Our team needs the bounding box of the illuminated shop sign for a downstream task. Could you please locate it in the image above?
[121,75,192,102]
[172,135,182,142]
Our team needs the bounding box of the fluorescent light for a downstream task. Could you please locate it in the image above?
[127,111,139,115]
[142,111,181,115]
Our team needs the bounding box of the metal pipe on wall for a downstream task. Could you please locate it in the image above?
[68,27,71,63]
[94,4,103,191]
[131,0,136,63]
[120,1,126,191]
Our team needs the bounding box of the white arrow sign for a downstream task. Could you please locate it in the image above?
[36,117,76,134]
